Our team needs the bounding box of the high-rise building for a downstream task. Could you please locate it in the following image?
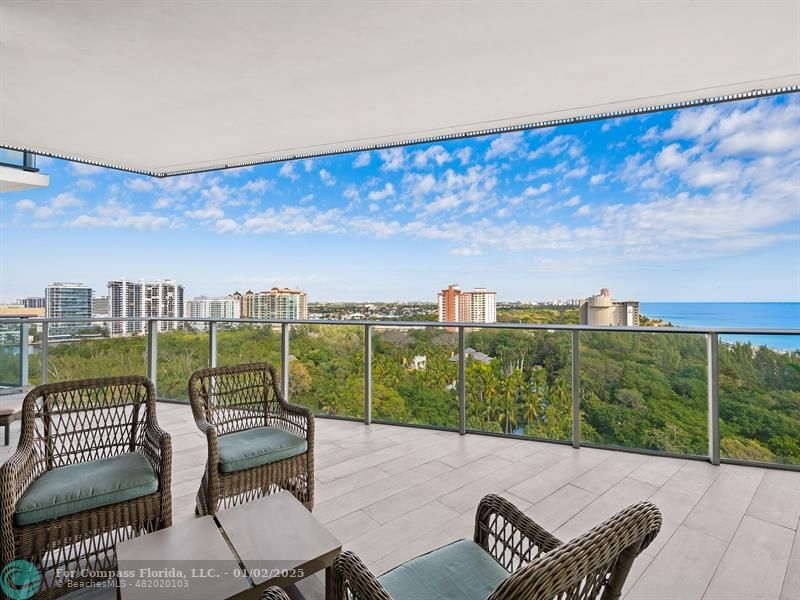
[231,290,255,318]
[17,297,46,309]
[92,296,110,316]
[45,282,93,337]
[108,279,144,336]
[579,288,640,326]
[252,288,308,320]
[108,279,184,336]
[437,284,497,324]
[243,290,255,318]
[185,296,241,322]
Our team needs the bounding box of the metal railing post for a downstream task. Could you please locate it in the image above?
[707,332,720,465]
[458,326,466,435]
[19,323,29,387]
[40,322,49,384]
[147,320,158,396]
[571,330,580,449]
[364,325,372,425]
[280,322,290,400]
[208,321,217,368]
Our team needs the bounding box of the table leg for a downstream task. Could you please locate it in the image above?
[325,566,334,600]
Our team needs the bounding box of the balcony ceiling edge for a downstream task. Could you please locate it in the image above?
[1,1,799,177]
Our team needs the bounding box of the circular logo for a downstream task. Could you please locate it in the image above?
[0,560,41,600]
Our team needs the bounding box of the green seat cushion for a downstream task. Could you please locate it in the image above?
[218,427,307,473]
[14,452,158,526]
[378,539,508,600]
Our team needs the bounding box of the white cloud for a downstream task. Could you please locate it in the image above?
[70,213,170,230]
[403,173,436,198]
[486,132,525,160]
[186,205,225,220]
[450,246,482,256]
[664,107,721,140]
[379,148,406,171]
[681,159,742,188]
[241,206,342,235]
[125,178,154,192]
[73,178,96,191]
[353,152,371,168]
[153,197,173,209]
[564,195,581,207]
[15,199,35,211]
[51,192,81,210]
[575,204,592,216]
[412,145,451,168]
[319,169,337,186]
[563,165,588,179]
[278,163,299,181]
[368,203,380,212]
[367,182,395,201]
[342,185,360,203]
[241,178,270,194]
[455,147,472,165]
[528,135,583,160]
[34,206,55,220]
[717,128,797,156]
[303,159,314,172]
[589,173,608,185]
[214,218,238,233]
[654,143,688,171]
[523,183,552,197]
[69,163,104,176]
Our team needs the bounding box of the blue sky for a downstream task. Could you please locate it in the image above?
[1,93,799,303]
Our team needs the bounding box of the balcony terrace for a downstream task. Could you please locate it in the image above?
[1,396,798,600]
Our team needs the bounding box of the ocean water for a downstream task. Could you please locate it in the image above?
[640,302,800,351]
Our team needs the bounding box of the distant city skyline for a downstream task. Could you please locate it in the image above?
[1,93,798,303]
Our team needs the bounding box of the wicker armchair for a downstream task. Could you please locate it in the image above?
[328,494,661,600]
[189,363,314,515]
[0,376,172,599]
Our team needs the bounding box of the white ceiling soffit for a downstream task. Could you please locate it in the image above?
[1,1,799,177]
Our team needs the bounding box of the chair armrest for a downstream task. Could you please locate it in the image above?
[0,442,37,563]
[332,550,392,600]
[259,587,292,600]
[143,420,172,526]
[474,494,562,573]
[275,401,314,443]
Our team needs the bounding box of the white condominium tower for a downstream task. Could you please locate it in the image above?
[251,287,308,320]
[185,296,242,322]
[108,279,185,336]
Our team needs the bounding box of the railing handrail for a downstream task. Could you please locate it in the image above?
[0,316,798,336]
[2,315,798,473]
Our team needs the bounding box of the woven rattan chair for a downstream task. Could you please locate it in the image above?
[0,376,172,599]
[288,494,659,600]
[189,363,314,515]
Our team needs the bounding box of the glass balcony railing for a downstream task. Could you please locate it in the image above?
[1,317,797,471]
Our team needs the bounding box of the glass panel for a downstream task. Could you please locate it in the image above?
[0,323,23,388]
[157,321,208,402]
[465,328,573,440]
[217,322,282,371]
[580,331,707,455]
[719,334,800,466]
[45,320,145,382]
[372,326,459,429]
[289,324,364,419]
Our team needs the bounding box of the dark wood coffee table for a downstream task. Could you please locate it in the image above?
[116,492,341,600]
